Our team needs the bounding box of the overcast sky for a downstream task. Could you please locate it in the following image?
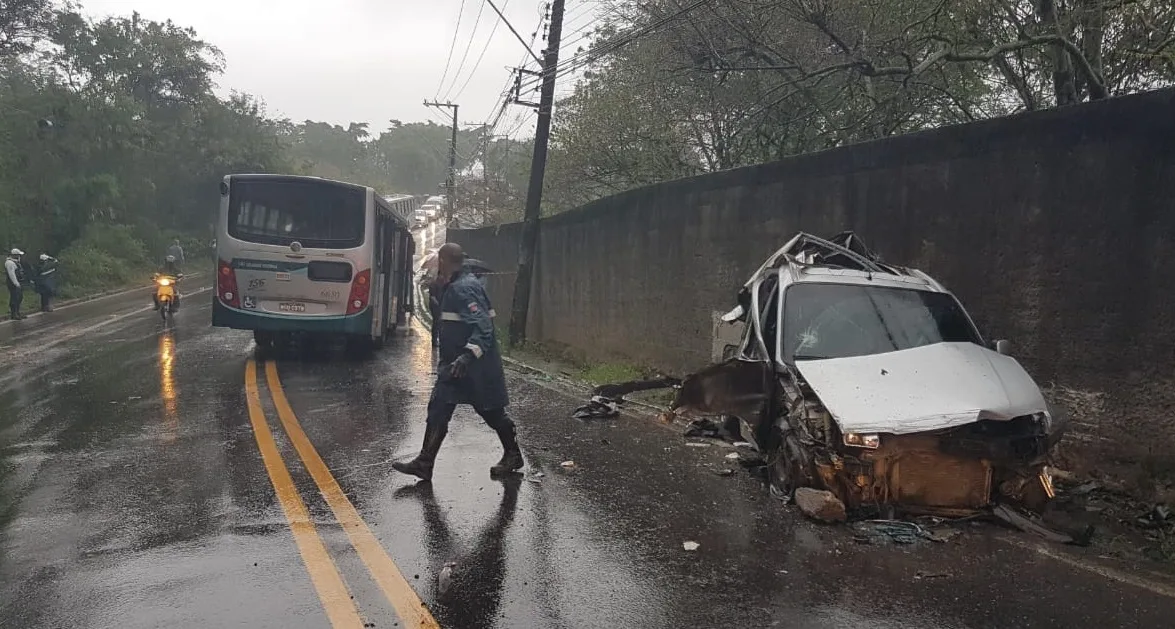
[79,0,599,135]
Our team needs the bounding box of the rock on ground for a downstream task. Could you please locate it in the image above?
[795,487,847,523]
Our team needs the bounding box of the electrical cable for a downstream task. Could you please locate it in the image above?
[443,0,489,100]
[435,0,469,98]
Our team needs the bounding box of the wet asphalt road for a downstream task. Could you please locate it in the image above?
[2,286,1175,628]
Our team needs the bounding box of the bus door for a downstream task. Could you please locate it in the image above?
[390,219,404,329]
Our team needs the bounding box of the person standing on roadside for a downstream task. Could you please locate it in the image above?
[166,238,185,270]
[393,243,522,482]
[6,248,27,320]
[35,253,58,312]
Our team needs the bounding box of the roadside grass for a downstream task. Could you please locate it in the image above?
[499,335,670,404]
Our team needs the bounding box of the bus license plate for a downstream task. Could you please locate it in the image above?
[279,302,306,313]
[275,272,291,281]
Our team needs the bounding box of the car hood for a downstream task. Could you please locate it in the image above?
[793,342,1048,435]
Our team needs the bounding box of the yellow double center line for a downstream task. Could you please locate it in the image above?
[245,358,441,629]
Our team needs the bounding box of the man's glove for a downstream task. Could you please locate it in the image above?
[449,352,474,379]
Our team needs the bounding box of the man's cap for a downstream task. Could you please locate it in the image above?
[10,248,23,256]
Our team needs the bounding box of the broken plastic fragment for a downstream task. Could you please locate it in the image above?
[682,541,700,551]
[686,442,710,448]
[560,461,576,469]
[725,452,741,460]
[438,562,457,595]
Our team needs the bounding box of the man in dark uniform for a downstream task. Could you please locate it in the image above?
[393,243,522,481]
[35,253,58,312]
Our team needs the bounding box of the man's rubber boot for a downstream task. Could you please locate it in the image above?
[392,425,447,482]
[490,423,524,476]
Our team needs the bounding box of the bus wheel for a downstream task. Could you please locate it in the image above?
[254,330,275,355]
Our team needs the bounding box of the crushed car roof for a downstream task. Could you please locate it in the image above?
[742,231,946,292]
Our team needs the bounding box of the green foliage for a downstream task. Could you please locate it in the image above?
[1,1,530,318]
[1,5,293,304]
[543,0,1175,211]
[56,223,149,296]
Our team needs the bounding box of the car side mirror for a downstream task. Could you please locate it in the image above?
[994,339,1012,355]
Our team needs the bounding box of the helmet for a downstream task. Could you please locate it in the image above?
[165,255,176,263]
[10,248,23,256]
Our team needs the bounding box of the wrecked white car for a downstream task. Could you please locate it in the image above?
[673,232,1066,518]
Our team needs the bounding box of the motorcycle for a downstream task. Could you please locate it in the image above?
[152,273,182,320]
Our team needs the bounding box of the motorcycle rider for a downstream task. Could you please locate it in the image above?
[392,243,522,482]
[35,253,58,312]
[166,239,185,268]
[153,254,182,312]
[5,248,26,320]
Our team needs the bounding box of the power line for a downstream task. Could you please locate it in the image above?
[517,0,708,92]
[435,0,469,98]
[450,0,512,102]
[443,0,488,100]
[485,12,546,135]
[486,0,542,64]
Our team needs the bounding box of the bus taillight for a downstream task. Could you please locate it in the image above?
[218,259,240,308]
[347,269,371,315]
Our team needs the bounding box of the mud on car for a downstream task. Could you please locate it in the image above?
[673,232,1067,518]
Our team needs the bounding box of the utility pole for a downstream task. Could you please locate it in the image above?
[463,122,492,226]
[508,0,565,348]
[424,100,459,227]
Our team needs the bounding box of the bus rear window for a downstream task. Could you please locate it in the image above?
[229,180,365,249]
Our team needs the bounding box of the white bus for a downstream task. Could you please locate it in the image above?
[212,174,418,352]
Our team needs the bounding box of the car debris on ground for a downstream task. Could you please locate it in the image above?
[573,395,620,419]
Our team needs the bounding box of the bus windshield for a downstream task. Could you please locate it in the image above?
[228,180,365,249]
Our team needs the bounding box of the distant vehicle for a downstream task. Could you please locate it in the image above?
[212,174,418,353]
[413,211,428,227]
[420,203,440,219]
[675,231,1065,519]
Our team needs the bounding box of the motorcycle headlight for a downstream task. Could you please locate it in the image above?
[158,278,170,286]
[843,433,880,449]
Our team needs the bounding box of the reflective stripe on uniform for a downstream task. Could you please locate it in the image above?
[441,309,496,321]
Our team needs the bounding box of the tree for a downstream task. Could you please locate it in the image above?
[539,0,1175,212]
[0,0,56,58]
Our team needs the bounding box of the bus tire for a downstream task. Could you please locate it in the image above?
[254,330,278,357]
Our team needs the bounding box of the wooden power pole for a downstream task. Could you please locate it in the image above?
[424,100,459,226]
[508,0,565,347]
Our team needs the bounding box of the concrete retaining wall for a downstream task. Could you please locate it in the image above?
[453,88,1175,470]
